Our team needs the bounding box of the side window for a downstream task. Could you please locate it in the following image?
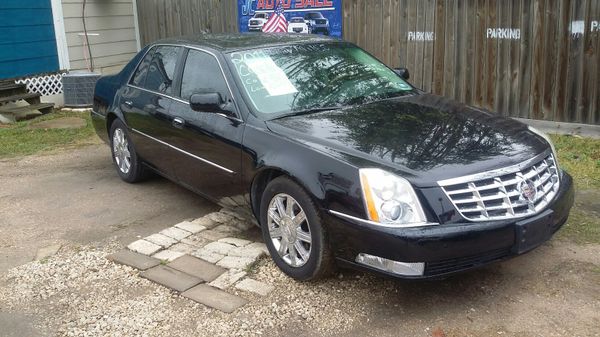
[180,49,229,101]
[130,47,155,87]
[144,46,182,95]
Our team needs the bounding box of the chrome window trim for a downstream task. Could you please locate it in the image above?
[128,84,189,104]
[131,128,235,174]
[437,149,552,187]
[125,43,243,123]
[328,210,438,228]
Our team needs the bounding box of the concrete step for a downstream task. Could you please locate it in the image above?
[0,92,41,105]
[0,102,54,115]
[0,82,27,97]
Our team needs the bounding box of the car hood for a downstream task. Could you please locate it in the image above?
[265,94,549,187]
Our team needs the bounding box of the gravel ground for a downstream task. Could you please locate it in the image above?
[0,242,370,337]
[2,238,598,337]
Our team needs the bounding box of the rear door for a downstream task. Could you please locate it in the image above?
[120,45,184,176]
[167,48,245,202]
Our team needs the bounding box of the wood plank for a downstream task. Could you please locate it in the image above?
[432,0,445,95]
[581,0,598,124]
[494,0,509,115]
[566,0,586,123]
[473,0,486,107]
[443,0,456,98]
[507,0,522,118]
[421,0,435,93]
[484,0,497,110]
[541,0,558,121]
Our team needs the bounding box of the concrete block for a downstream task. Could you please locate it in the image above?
[144,233,177,248]
[107,249,160,270]
[228,246,266,261]
[218,237,251,247]
[197,229,229,241]
[127,239,162,256]
[192,250,225,264]
[152,250,185,262]
[169,242,199,254]
[174,221,206,234]
[213,224,240,234]
[203,241,236,255]
[207,212,235,224]
[217,256,255,270]
[34,244,62,261]
[182,284,248,313]
[160,226,192,241]
[209,270,247,290]
[246,242,269,255]
[168,255,226,282]
[235,278,275,296]
[180,234,210,248]
[140,265,202,292]
[191,216,217,229]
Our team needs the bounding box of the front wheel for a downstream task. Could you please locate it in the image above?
[109,119,148,183]
[260,176,334,281]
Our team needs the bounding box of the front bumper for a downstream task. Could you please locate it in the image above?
[326,171,574,279]
[248,26,263,32]
[311,25,329,33]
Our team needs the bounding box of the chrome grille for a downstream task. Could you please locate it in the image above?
[439,153,560,221]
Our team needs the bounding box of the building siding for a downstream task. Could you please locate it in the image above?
[61,0,138,74]
[0,0,60,79]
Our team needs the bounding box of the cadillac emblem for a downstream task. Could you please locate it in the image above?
[518,179,537,203]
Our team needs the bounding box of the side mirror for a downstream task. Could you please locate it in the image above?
[189,92,223,113]
[394,67,410,80]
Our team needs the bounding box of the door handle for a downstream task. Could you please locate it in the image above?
[124,100,133,108]
[172,117,185,128]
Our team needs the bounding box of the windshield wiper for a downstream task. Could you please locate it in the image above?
[271,106,346,120]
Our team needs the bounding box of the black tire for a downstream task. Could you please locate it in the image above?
[109,119,148,183]
[260,176,334,281]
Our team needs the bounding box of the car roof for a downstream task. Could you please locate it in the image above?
[155,33,340,52]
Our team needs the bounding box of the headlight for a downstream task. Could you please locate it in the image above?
[528,126,560,168]
[359,168,427,226]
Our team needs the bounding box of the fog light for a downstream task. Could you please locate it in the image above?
[355,253,424,276]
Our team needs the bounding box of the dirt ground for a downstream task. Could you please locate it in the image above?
[0,144,599,337]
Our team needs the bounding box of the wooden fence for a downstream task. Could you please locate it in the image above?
[343,0,599,124]
[135,0,237,47]
[136,0,599,124]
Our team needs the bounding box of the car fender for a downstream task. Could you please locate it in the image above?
[242,124,364,221]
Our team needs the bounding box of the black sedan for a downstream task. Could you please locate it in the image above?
[92,34,574,281]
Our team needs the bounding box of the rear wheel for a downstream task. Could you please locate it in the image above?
[260,176,334,280]
[109,119,147,183]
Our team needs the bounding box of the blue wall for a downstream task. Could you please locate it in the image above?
[0,0,60,80]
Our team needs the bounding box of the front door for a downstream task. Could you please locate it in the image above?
[167,48,244,203]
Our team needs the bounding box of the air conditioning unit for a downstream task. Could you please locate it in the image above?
[62,71,101,107]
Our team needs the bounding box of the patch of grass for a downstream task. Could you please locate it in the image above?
[0,110,98,158]
[557,207,600,245]
[551,134,600,189]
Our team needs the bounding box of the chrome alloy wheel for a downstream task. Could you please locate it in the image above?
[267,193,312,267]
[112,128,131,174]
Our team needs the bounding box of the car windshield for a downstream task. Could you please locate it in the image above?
[228,43,414,119]
[305,13,323,19]
[290,18,304,23]
[255,13,267,18]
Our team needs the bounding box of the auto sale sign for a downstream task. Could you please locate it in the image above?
[238,0,342,37]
